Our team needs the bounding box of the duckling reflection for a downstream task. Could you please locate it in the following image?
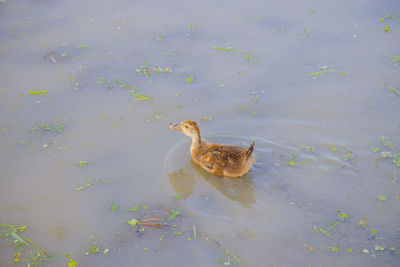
[169,161,256,208]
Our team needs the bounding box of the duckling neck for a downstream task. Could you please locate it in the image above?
[190,132,201,150]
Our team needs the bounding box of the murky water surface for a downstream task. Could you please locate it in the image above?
[1,0,400,266]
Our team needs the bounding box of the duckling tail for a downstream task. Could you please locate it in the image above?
[245,141,255,159]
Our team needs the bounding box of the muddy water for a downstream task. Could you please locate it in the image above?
[1,0,399,266]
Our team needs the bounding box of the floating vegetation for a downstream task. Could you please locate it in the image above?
[130,92,153,101]
[285,153,309,166]
[383,14,400,21]
[76,182,93,191]
[173,194,182,200]
[186,77,194,83]
[342,152,353,161]
[110,203,119,211]
[388,85,400,96]
[316,210,351,237]
[98,77,134,89]
[377,195,386,202]
[0,224,59,266]
[200,116,212,122]
[167,210,181,221]
[126,204,147,213]
[379,136,396,149]
[330,246,339,252]
[299,145,314,152]
[384,25,391,32]
[173,232,183,235]
[128,218,167,227]
[63,254,78,267]
[193,224,197,240]
[375,136,400,168]
[337,211,349,221]
[307,69,350,76]
[98,77,153,101]
[70,78,80,90]
[386,54,400,66]
[212,46,258,63]
[78,160,88,167]
[75,44,88,48]
[28,121,65,135]
[28,90,49,96]
[212,46,247,53]
[225,250,243,266]
[136,62,172,78]
[371,147,380,152]
[357,217,367,227]
[302,28,312,39]
[317,221,338,236]
[85,236,109,255]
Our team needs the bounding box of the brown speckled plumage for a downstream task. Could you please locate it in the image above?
[169,120,255,178]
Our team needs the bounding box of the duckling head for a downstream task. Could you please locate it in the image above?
[169,120,201,139]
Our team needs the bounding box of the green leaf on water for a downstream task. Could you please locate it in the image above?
[375,245,385,251]
[370,228,377,235]
[342,153,353,161]
[76,45,88,48]
[29,90,49,96]
[226,250,242,265]
[193,224,197,240]
[127,204,141,212]
[338,212,348,220]
[186,77,194,83]
[371,147,379,152]
[306,69,350,76]
[330,246,339,252]
[128,218,138,226]
[131,92,153,101]
[388,86,400,96]
[379,136,395,149]
[384,25,391,32]
[331,146,338,151]
[78,161,87,167]
[68,258,78,267]
[110,203,118,211]
[387,54,400,66]
[285,160,309,166]
[377,195,386,202]
[285,153,309,166]
[168,210,181,221]
[173,232,183,235]
[212,46,247,54]
[380,151,393,158]
[174,194,182,200]
[55,125,63,133]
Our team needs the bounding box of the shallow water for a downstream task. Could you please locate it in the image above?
[1,0,399,266]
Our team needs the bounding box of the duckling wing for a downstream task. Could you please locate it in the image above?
[201,145,243,166]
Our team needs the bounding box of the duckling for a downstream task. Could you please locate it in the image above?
[169,120,255,178]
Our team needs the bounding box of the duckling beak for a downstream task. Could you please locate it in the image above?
[169,122,182,131]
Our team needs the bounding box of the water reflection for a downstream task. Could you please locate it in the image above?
[168,160,255,208]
